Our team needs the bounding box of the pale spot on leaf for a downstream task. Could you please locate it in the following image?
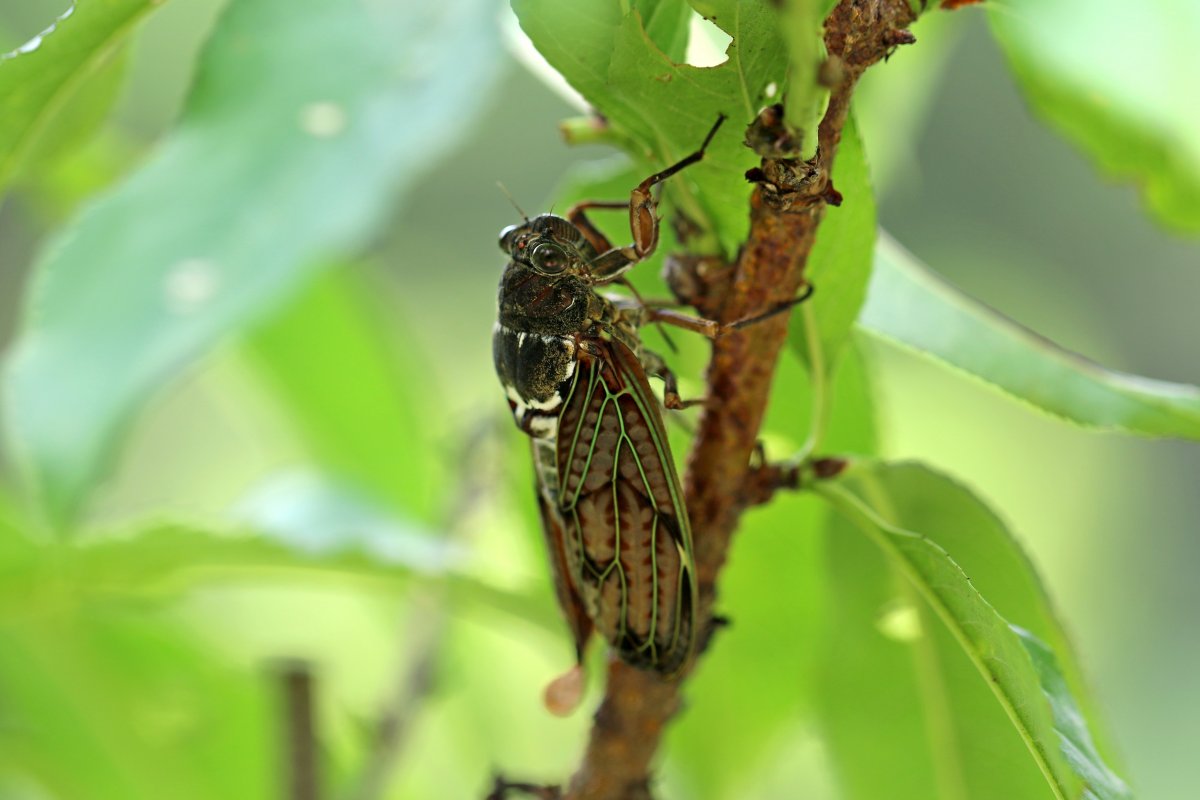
[299,101,347,138]
[164,258,220,314]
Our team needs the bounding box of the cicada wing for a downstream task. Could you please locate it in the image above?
[531,443,594,665]
[555,338,697,676]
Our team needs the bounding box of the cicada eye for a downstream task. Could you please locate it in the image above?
[499,224,521,253]
[530,242,568,274]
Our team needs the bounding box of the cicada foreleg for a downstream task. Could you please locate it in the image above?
[570,114,727,284]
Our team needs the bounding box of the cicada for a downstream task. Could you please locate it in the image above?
[493,118,726,678]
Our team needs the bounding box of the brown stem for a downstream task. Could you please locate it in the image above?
[562,2,916,798]
[277,661,320,800]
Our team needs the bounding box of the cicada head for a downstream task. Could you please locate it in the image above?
[499,214,598,282]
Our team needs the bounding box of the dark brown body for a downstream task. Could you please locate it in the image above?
[493,215,696,675]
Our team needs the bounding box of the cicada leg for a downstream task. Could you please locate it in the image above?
[643,283,816,340]
[568,115,727,284]
[639,349,703,410]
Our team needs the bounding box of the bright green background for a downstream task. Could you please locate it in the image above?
[0,1,1197,798]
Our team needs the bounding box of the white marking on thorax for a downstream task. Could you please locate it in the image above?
[505,383,563,413]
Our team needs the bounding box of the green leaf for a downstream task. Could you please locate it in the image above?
[668,493,829,798]
[11,48,130,187]
[54,525,440,602]
[817,512,1052,800]
[243,267,445,522]
[858,464,1098,717]
[789,116,875,374]
[0,611,272,800]
[0,522,279,799]
[816,460,1132,800]
[853,9,963,193]
[833,463,1122,780]
[988,0,1200,232]
[1015,627,1132,800]
[785,117,874,456]
[2,0,501,526]
[512,0,788,254]
[639,0,693,63]
[233,470,460,575]
[1,514,554,638]
[858,235,1200,438]
[0,0,151,192]
[779,0,827,159]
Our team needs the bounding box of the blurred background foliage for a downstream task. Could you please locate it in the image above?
[0,1,1197,798]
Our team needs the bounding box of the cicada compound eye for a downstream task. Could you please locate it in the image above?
[530,242,568,274]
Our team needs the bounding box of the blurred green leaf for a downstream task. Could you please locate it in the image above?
[988,0,1200,232]
[2,0,501,526]
[234,470,460,574]
[512,0,787,254]
[0,501,561,795]
[0,1,148,192]
[12,47,130,187]
[0,589,271,799]
[64,523,556,635]
[853,9,962,193]
[0,619,270,800]
[859,235,1200,438]
[789,116,875,376]
[244,267,445,522]
[817,460,1131,800]
[49,526,439,603]
[668,493,828,798]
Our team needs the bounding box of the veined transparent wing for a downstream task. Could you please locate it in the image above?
[552,336,697,675]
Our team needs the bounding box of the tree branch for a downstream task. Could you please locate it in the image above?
[563,3,916,798]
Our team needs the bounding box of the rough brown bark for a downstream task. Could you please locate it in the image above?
[561,2,917,798]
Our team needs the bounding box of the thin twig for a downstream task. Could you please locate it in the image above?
[277,660,321,800]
